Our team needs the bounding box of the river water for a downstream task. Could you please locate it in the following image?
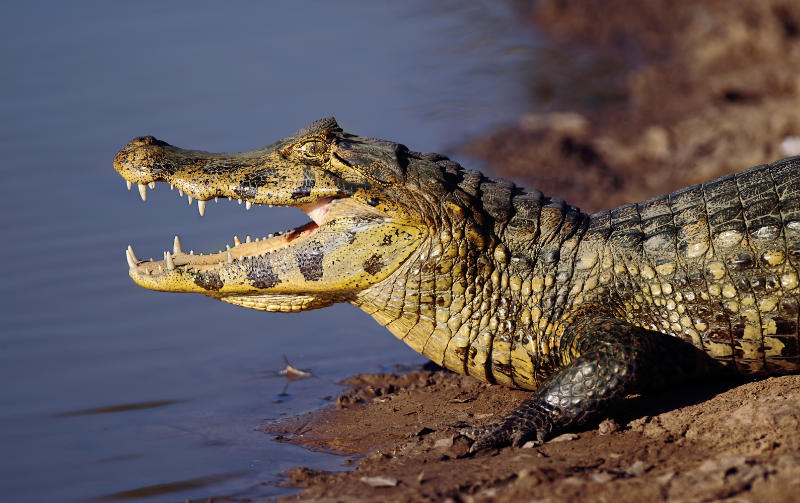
[0,2,541,500]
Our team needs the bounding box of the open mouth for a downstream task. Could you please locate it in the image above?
[123,180,335,275]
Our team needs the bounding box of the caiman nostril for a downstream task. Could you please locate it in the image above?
[128,136,170,148]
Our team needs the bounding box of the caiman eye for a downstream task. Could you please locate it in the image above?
[298,140,326,157]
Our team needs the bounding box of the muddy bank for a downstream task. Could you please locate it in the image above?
[466,0,800,213]
[267,1,800,501]
[269,371,800,502]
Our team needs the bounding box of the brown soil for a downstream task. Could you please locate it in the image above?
[267,1,800,501]
[269,371,800,502]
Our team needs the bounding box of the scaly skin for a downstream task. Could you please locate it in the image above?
[114,118,800,451]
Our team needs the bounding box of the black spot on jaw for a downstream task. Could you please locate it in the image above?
[234,185,258,200]
[297,243,324,281]
[363,253,384,275]
[247,260,281,289]
[193,272,223,291]
[291,166,317,199]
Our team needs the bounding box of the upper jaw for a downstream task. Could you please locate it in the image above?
[113,137,349,209]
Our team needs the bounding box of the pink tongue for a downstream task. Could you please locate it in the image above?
[302,197,333,226]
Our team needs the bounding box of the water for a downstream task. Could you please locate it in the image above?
[0,1,540,501]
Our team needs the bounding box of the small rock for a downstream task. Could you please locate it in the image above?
[434,437,453,449]
[656,471,675,485]
[360,475,399,487]
[625,460,648,477]
[598,418,620,435]
[780,136,800,156]
[591,471,615,483]
[522,440,542,449]
[548,433,579,443]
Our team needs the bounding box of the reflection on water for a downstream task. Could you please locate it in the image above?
[0,1,546,502]
[96,471,249,501]
[54,400,186,418]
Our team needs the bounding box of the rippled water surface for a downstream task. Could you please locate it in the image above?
[0,2,540,501]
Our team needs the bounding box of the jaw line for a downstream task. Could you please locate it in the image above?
[125,187,338,276]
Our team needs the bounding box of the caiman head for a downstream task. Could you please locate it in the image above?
[114,118,473,313]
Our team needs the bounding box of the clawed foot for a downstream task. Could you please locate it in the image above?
[460,418,546,453]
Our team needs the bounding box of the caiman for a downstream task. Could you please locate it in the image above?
[114,118,800,450]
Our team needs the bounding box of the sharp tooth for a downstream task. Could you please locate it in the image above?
[148,182,155,189]
[267,233,274,238]
[126,245,138,269]
[170,184,174,190]
[227,250,233,264]
[165,251,175,270]
[179,189,184,197]
[238,256,245,261]
[190,250,194,255]
[126,180,132,190]
[269,204,274,208]
[188,196,193,205]
[138,183,147,201]
[197,200,206,216]
[238,199,243,205]
[246,235,252,243]
[226,244,231,250]
[215,197,219,203]
[173,236,182,254]
[246,201,252,210]
[233,236,241,246]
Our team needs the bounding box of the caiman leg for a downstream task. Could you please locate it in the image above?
[464,317,721,451]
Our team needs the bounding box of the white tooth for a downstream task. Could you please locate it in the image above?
[227,250,233,264]
[238,256,245,261]
[148,182,155,189]
[215,197,219,203]
[269,204,274,208]
[126,245,137,269]
[158,264,163,272]
[233,236,241,246]
[245,235,252,243]
[197,200,206,216]
[238,199,243,205]
[126,180,132,190]
[179,189,184,197]
[173,236,182,254]
[165,251,175,270]
[246,201,252,210]
[226,244,231,250]
[170,184,174,190]
[267,233,274,238]
[190,250,194,255]
[138,183,147,201]
[188,196,193,205]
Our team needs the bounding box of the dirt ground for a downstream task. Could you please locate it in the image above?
[267,1,800,501]
[269,371,800,502]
